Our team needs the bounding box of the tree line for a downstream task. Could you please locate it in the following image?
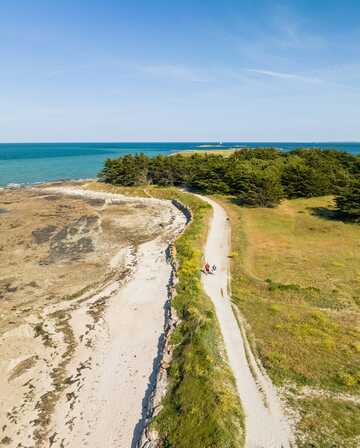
[99,148,360,218]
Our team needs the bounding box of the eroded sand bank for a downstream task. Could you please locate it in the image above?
[0,185,186,447]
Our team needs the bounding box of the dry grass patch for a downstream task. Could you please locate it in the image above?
[83,180,159,198]
[241,196,360,304]
[216,195,360,445]
[295,397,360,447]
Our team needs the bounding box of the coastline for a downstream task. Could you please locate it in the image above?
[0,184,187,447]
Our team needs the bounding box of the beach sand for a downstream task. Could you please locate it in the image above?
[0,185,186,447]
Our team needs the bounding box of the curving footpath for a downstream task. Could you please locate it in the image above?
[196,194,294,448]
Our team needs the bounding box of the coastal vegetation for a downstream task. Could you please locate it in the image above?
[217,194,360,446]
[87,182,244,447]
[153,190,244,448]
[100,148,360,211]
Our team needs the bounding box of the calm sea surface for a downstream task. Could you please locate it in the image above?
[0,142,359,186]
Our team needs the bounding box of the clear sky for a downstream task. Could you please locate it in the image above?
[1,0,359,142]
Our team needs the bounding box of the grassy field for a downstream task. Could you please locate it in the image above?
[218,195,360,446]
[85,182,244,447]
[83,181,167,198]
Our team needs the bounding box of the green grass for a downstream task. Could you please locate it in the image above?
[236,298,359,390]
[296,397,360,448]
[86,183,244,448]
[217,195,360,446]
[239,196,360,304]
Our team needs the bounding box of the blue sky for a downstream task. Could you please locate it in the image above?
[1,0,359,142]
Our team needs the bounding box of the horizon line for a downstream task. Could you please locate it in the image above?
[0,140,359,145]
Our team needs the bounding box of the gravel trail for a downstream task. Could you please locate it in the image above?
[197,194,294,448]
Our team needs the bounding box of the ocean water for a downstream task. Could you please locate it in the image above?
[0,142,359,186]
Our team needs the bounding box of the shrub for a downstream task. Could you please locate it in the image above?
[336,179,360,220]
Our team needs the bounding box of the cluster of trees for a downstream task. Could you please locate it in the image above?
[99,148,360,216]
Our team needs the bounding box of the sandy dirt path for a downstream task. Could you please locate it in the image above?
[197,194,294,448]
[51,238,176,448]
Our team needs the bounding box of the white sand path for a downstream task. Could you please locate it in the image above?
[51,239,178,448]
[196,194,294,448]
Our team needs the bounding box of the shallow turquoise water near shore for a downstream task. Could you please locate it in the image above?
[0,142,359,186]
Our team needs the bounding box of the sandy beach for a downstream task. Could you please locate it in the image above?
[0,185,186,447]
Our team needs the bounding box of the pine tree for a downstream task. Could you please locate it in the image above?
[336,179,360,220]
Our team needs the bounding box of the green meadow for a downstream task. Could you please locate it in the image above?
[219,195,360,446]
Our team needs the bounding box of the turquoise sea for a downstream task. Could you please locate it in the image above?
[0,142,359,186]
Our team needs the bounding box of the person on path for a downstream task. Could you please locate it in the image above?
[204,261,210,274]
